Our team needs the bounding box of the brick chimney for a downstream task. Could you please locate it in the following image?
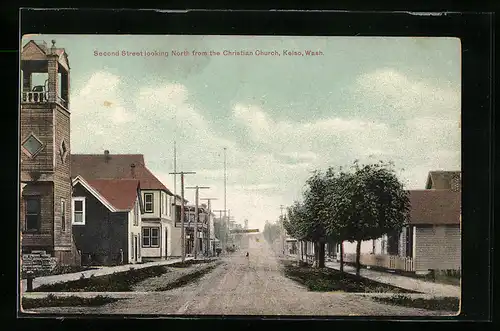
[130,163,136,178]
[104,150,110,163]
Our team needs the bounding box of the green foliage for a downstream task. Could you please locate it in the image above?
[34,266,170,292]
[284,160,410,273]
[282,264,417,293]
[263,220,281,244]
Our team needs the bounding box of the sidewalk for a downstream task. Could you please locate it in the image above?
[325,262,460,297]
[20,257,194,292]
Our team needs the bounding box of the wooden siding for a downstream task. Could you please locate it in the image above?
[72,184,129,266]
[21,182,54,247]
[20,104,55,173]
[53,105,72,249]
[414,225,461,271]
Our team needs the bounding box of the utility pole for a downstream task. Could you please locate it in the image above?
[169,171,196,262]
[201,198,217,257]
[223,147,227,247]
[186,186,210,259]
[173,141,177,195]
[280,205,285,255]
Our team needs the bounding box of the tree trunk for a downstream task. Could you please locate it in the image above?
[301,241,304,261]
[340,241,344,273]
[355,240,362,276]
[318,242,325,268]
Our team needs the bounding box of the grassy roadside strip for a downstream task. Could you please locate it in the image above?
[155,262,221,291]
[33,265,171,292]
[371,294,460,312]
[282,261,418,293]
[22,294,119,310]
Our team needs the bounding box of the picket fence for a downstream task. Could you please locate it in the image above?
[343,253,415,272]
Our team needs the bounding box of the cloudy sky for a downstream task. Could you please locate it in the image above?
[23,35,461,230]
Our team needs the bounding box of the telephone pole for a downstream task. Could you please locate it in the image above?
[280,205,285,255]
[186,186,210,259]
[223,147,227,246]
[201,198,217,257]
[169,171,196,262]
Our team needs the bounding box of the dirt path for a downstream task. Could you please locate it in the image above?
[27,236,454,316]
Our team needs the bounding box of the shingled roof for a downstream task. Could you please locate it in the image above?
[408,190,461,225]
[73,176,141,212]
[71,153,172,195]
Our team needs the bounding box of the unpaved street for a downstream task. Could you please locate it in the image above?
[28,235,453,316]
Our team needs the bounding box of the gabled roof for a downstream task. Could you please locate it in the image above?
[408,190,461,225]
[71,153,172,195]
[22,40,70,70]
[425,171,461,190]
[73,176,141,212]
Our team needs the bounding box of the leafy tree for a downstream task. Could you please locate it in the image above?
[327,161,411,276]
[284,201,308,261]
[300,171,331,268]
[263,220,281,246]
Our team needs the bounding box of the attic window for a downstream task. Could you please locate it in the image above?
[21,133,44,158]
[59,139,68,163]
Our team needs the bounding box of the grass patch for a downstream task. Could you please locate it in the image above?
[155,263,220,291]
[169,259,214,268]
[33,265,170,292]
[372,294,459,312]
[21,265,98,279]
[283,263,418,293]
[22,294,119,309]
[343,263,461,286]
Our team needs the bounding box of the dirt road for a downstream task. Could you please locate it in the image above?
[27,235,453,316]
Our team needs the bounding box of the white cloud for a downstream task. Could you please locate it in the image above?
[71,71,137,152]
[355,67,460,119]
[70,67,460,231]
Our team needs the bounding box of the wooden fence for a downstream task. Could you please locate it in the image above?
[343,253,415,272]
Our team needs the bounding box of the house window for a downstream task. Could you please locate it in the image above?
[133,200,139,226]
[142,227,159,248]
[144,193,154,213]
[25,197,41,232]
[72,197,86,225]
[21,133,44,158]
[61,199,66,231]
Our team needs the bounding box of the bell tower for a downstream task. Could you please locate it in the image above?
[20,40,79,266]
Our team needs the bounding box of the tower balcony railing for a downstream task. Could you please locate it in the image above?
[22,91,47,103]
[21,91,68,108]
